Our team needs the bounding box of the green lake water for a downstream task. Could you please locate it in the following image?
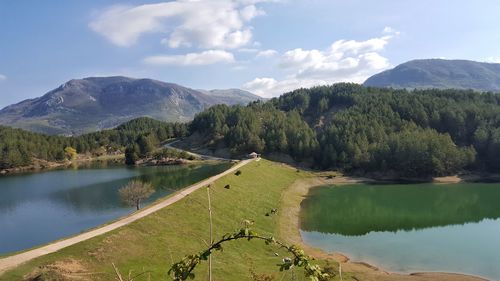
[0,162,231,255]
[300,183,500,280]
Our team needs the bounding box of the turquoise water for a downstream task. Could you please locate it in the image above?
[300,183,500,280]
[0,163,231,255]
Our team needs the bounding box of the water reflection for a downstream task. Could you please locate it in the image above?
[300,183,500,280]
[0,168,138,213]
[300,183,500,236]
[0,162,231,254]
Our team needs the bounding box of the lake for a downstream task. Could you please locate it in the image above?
[300,183,500,280]
[0,162,231,255]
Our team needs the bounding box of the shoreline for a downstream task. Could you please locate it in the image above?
[0,159,253,276]
[0,155,228,177]
[0,154,124,175]
[278,175,489,281]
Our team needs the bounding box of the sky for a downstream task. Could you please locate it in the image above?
[1,0,500,108]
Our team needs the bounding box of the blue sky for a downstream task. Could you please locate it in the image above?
[1,0,500,107]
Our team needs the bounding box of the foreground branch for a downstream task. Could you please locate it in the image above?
[168,226,332,281]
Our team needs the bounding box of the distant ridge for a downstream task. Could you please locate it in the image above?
[364,59,500,92]
[197,88,265,105]
[0,76,261,135]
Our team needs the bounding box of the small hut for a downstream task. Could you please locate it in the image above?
[248,152,260,159]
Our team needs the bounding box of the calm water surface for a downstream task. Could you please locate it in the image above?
[0,162,231,255]
[300,183,500,280]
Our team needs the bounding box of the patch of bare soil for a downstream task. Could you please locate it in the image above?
[22,259,98,281]
[433,175,463,183]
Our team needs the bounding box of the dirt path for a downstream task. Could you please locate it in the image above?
[278,176,488,281]
[0,159,254,275]
[164,140,231,161]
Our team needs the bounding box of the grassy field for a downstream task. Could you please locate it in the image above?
[2,159,339,281]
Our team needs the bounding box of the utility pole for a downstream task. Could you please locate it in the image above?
[207,185,213,281]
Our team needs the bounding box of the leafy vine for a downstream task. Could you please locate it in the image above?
[168,223,331,281]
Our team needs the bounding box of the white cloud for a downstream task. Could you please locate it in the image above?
[485,57,500,63]
[243,77,277,92]
[240,4,265,21]
[0,74,6,81]
[243,31,396,97]
[143,50,234,66]
[90,1,270,49]
[243,77,328,98]
[383,26,400,36]
[256,49,278,58]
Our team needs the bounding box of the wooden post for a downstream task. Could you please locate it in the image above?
[207,185,213,281]
[339,263,343,281]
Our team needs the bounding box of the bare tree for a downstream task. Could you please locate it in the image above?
[119,180,154,210]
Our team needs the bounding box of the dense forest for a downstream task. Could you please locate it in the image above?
[0,117,187,169]
[2,83,500,177]
[191,84,500,177]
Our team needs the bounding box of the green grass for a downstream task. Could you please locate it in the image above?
[2,159,325,281]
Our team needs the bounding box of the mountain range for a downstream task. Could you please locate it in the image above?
[3,59,500,136]
[364,59,500,92]
[0,76,261,135]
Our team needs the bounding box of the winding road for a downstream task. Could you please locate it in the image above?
[0,156,253,275]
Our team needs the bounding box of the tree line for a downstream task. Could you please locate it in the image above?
[2,84,500,177]
[0,117,187,169]
[191,83,500,177]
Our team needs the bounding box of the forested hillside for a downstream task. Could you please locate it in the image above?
[3,83,500,178]
[191,83,500,177]
[0,117,187,169]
